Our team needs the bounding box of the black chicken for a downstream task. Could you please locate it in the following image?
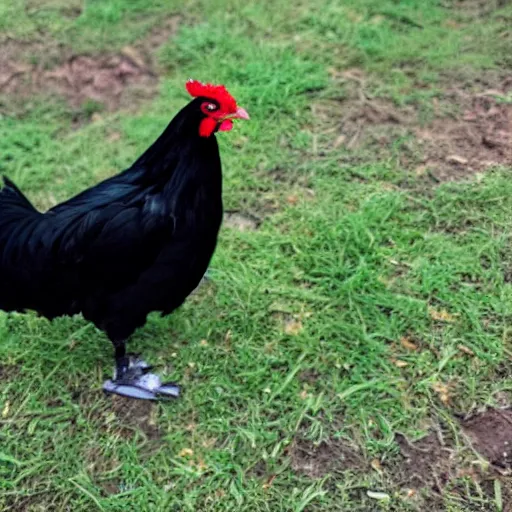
[0,80,249,400]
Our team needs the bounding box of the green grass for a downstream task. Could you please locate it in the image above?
[1,0,512,510]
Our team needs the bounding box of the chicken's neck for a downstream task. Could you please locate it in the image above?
[126,104,223,226]
[132,104,222,193]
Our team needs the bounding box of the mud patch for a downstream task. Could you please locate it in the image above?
[104,395,161,440]
[4,495,51,512]
[298,369,320,384]
[314,99,414,153]
[313,68,415,158]
[142,16,181,50]
[0,54,157,111]
[0,363,19,381]
[448,0,509,18]
[223,211,261,231]
[390,413,512,500]
[84,445,121,495]
[25,0,83,19]
[318,69,512,183]
[0,16,180,114]
[267,166,314,189]
[462,407,512,470]
[418,89,512,181]
[288,423,511,508]
[394,432,458,491]
[290,438,366,478]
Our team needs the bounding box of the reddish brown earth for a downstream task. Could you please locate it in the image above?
[0,16,180,113]
[315,69,512,183]
[287,408,512,508]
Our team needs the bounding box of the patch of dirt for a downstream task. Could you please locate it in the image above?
[314,99,414,152]
[267,166,314,189]
[504,265,512,283]
[418,89,512,181]
[25,0,84,19]
[84,445,121,495]
[289,438,366,478]
[247,459,269,479]
[389,411,512,503]
[289,421,512,508]
[0,363,19,381]
[462,407,512,470]
[479,479,512,512]
[446,0,509,18]
[393,432,458,491]
[298,369,320,383]
[318,69,512,183]
[223,211,261,231]
[92,395,161,440]
[0,16,180,114]
[141,16,182,50]
[0,53,157,111]
[313,68,416,158]
[3,495,51,512]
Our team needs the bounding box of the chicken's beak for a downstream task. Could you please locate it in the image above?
[217,107,250,132]
[232,107,250,120]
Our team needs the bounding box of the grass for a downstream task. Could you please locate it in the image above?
[1,0,512,510]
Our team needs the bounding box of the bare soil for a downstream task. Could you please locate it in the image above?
[393,431,458,491]
[83,445,121,495]
[317,69,512,183]
[79,390,162,441]
[418,80,512,181]
[462,407,512,470]
[106,395,161,440]
[224,211,261,231]
[290,437,366,478]
[446,0,510,18]
[0,53,157,111]
[0,16,180,114]
[289,409,512,507]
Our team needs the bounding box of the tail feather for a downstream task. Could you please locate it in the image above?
[0,176,39,213]
[0,177,42,312]
[0,176,41,247]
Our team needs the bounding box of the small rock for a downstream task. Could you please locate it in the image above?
[446,155,468,165]
[463,111,478,122]
[224,212,259,231]
[284,317,303,335]
[367,490,390,501]
[332,134,346,149]
[107,131,121,142]
[120,46,147,70]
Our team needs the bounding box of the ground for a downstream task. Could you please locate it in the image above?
[0,0,511,510]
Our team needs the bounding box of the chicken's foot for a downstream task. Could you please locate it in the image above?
[103,352,180,400]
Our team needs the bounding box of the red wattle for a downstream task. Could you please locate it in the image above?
[218,119,233,132]
[199,117,217,137]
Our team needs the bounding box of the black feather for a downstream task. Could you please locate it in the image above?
[0,97,224,341]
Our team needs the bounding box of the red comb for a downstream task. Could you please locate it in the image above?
[186,79,237,114]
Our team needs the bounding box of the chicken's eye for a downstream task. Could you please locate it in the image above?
[201,102,218,114]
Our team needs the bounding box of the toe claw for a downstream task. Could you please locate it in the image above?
[157,383,181,398]
[103,380,157,400]
[103,372,180,401]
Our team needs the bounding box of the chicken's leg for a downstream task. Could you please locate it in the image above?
[102,341,180,400]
